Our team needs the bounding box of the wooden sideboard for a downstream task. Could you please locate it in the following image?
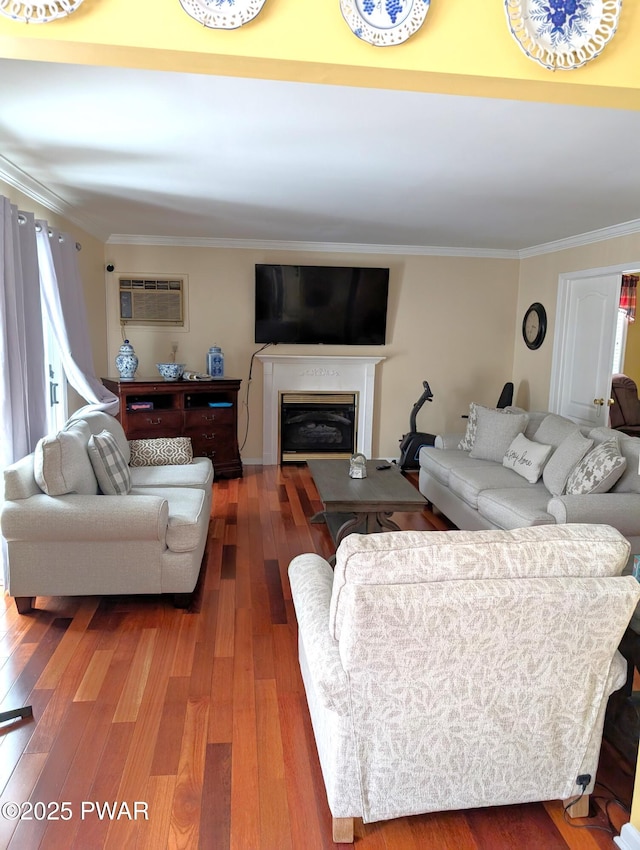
[103,377,243,479]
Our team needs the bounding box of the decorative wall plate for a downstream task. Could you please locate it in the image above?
[340,0,431,47]
[179,0,267,29]
[505,0,621,70]
[0,0,84,22]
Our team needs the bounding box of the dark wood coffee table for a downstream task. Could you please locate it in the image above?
[308,458,428,558]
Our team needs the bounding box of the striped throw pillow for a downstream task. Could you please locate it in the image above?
[87,430,132,495]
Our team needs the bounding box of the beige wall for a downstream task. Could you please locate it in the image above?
[0,179,108,413]
[7,178,640,461]
[513,233,640,412]
[105,244,519,461]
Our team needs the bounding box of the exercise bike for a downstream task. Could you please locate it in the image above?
[398,381,436,471]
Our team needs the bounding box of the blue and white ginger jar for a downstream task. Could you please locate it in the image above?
[207,345,224,378]
[115,339,138,381]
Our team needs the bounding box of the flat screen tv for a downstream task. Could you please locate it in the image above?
[255,264,389,345]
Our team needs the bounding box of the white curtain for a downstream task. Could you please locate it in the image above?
[1,200,119,584]
[36,222,118,414]
[0,199,48,584]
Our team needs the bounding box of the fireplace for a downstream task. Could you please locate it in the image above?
[280,392,357,463]
[256,354,385,466]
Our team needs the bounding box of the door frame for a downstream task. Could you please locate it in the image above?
[549,260,635,415]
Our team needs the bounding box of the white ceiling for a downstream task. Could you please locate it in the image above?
[1,57,640,255]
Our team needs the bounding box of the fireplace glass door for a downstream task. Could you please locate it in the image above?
[279,392,358,463]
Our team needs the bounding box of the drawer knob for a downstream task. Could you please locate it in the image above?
[147,417,162,425]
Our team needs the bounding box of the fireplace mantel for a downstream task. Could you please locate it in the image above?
[256,354,385,465]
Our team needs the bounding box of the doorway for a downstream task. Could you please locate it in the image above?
[549,264,638,429]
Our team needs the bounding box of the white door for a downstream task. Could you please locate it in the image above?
[550,273,621,429]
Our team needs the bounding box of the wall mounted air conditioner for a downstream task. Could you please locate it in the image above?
[119,277,184,326]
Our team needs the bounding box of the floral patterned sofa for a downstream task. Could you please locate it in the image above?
[289,524,640,842]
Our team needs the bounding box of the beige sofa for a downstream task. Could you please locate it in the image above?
[289,524,640,843]
[418,409,640,562]
[1,409,213,613]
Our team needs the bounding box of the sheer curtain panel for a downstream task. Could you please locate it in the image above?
[36,222,118,414]
[0,199,47,584]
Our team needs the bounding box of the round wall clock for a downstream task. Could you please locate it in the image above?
[522,302,547,350]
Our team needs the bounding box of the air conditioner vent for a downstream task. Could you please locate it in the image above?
[119,277,184,326]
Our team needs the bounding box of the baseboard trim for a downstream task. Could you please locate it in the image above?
[615,823,640,850]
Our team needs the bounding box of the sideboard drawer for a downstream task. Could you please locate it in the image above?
[184,407,235,428]
[185,425,235,460]
[127,410,183,438]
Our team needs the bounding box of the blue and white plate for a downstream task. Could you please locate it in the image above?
[340,0,431,47]
[0,0,84,22]
[505,0,621,70]
[179,0,267,29]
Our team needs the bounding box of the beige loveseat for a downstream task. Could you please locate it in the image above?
[1,409,213,613]
[289,524,640,843]
[419,408,640,562]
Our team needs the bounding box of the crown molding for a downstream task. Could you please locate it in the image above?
[518,218,640,259]
[106,233,519,259]
[4,155,639,259]
[0,155,109,240]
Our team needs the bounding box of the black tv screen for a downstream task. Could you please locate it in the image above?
[255,264,389,345]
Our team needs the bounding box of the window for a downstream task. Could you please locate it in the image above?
[612,308,628,374]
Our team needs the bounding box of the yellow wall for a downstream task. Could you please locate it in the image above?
[624,316,640,387]
[1,1,640,109]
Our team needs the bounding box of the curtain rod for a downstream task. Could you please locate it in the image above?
[16,213,82,251]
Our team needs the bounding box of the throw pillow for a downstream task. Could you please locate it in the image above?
[457,403,520,451]
[565,439,627,495]
[128,436,193,467]
[34,421,98,496]
[502,433,553,484]
[469,408,529,463]
[87,430,132,495]
[458,402,485,451]
[532,413,579,449]
[542,430,593,496]
[612,437,640,494]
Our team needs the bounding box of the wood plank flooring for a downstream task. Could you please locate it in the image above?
[0,464,636,849]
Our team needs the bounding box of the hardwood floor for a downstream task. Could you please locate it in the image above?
[0,464,636,850]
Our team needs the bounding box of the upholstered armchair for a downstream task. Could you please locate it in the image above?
[610,374,640,437]
[289,524,639,843]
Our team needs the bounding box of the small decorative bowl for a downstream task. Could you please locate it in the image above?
[156,362,185,381]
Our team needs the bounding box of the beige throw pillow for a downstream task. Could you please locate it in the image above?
[503,433,553,484]
[542,430,593,496]
[469,408,529,463]
[458,403,525,452]
[33,421,98,496]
